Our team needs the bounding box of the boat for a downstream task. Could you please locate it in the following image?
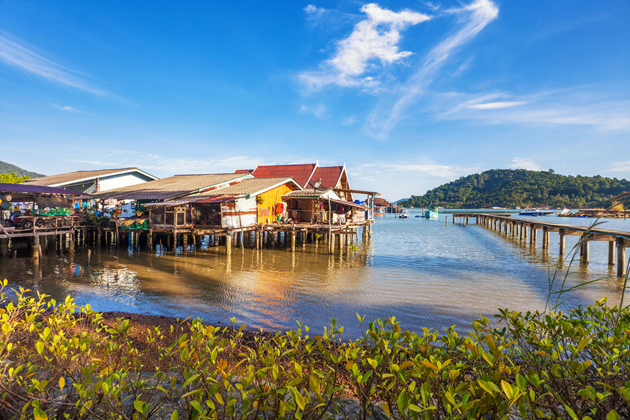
[399,210,408,218]
[424,206,438,219]
[519,208,554,216]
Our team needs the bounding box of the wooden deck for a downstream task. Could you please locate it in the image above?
[453,213,629,277]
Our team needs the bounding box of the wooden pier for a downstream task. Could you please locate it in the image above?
[453,213,630,277]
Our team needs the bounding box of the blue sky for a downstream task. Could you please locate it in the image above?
[1,0,629,199]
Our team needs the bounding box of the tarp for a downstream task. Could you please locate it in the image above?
[0,182,84,196]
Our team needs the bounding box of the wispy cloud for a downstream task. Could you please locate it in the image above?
[442,90,630,131]
[342,115,357,126]
[365,0,499,138]
[609,161,630,173]
[299,3,431,92]
[468,101,527,110]
[299,103,328,119]
[0,32,109,97]
[509,157,541,171]
[50,103,83,113]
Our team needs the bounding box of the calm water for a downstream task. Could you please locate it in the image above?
[1,210,628,338]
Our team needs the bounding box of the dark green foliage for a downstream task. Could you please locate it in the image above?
[0,160,44,179]
[400,169,630,209]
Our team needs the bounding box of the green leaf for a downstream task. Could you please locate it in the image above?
[134,399,145,414]
[397,390,409,414]
[171,411,179,420]
[36,341,44,354]
[607,410,620,420]
[33,407,48,420]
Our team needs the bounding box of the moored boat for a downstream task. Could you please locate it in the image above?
[519,208,554,216]
[424,206,438,219]
[399,210,408,218]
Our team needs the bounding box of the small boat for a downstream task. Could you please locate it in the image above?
[519,208,554,216]
[424,207,438,219]
[399,210,408,218]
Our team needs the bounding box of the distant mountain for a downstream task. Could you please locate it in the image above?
[0,160,45,179]
[399,169,630,209]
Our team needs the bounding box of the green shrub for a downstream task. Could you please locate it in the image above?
[1,279,628,419]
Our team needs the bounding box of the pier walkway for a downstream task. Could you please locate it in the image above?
[453,213,630,277]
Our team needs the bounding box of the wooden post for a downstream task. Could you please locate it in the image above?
[183,234,188,252]
[530,226,536,244]
[542,227,549,250]
[291,230,296,253]
[580,239,589,264]
[617,238,626,277]
[32,235,40,260]
[608,240,616,266]
[559,229,566,256]
[330,232,335,255]
[226,234,232,256]
[69,232,75,253]
[148,231,153,251]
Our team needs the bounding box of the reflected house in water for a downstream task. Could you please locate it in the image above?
[26,168,158,194]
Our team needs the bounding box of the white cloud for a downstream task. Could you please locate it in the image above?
[365,0,498,138]
[468,101,527,110]
[0,32,109,97]
[299,103,327,119]
[509,158,541,171]
[610,161,630,172]
[51,103,82,113]
[299,3,431,92]
[342,115,357,125]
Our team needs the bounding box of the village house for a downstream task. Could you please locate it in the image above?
[25,168,158,194]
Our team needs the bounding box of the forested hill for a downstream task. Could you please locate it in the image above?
[0,160,44,179]
[400,169,630,209]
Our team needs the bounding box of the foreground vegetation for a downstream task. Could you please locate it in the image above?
[1,281,629,419]
[400,169,630,209]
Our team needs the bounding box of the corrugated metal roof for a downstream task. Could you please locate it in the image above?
[0,182,84,196]
[95,174,250,201]
[283,188,333,198]
[308,166,344,189]
[25,168,155,186]
[234,169,254,174]
[144,195,237,206]
[252,164,317,188]
[203,177,298,196]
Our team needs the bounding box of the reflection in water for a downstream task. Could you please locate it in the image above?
[1,211,628,338]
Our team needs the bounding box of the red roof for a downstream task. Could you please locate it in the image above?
[308,166,343,189]
[234,169,254,174]
[252,164,317,188]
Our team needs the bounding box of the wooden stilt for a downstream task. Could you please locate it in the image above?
[617,238,626,277]
[559,229,566,256]
[608,241,615,266]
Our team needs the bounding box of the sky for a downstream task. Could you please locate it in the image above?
[1,0,629,200]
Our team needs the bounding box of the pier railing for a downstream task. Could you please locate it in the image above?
[453,213,629,277]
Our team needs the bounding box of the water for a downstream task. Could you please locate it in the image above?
[1,210,628,338]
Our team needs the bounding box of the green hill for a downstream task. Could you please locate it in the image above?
[0,160,44,179]
[400,169,630,209]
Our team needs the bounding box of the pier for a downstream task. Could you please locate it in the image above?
[453,213,630,277]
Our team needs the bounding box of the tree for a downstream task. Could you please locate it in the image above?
[0,172,30,184]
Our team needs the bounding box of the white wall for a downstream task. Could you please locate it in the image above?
[98,173,152,192]
[221,197,257,228]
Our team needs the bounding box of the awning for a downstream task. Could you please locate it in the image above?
[328,198,367,209]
